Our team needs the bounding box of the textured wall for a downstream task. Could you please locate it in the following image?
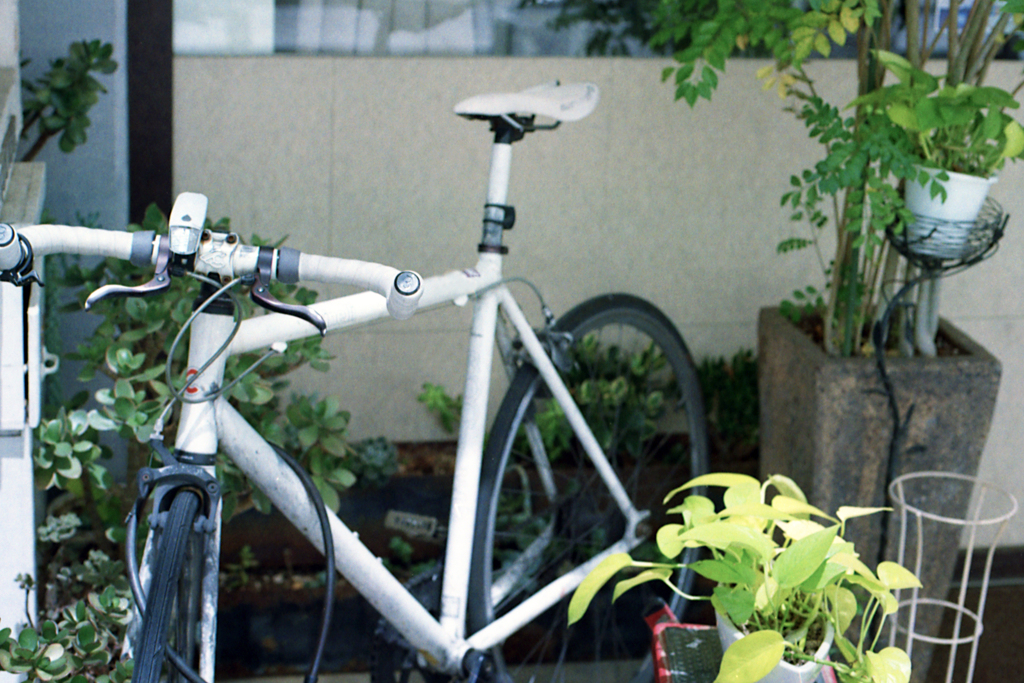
[174,56,1024,544]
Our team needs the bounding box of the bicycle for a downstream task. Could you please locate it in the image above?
[0,81,708,683]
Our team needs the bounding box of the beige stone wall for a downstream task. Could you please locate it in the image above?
[174,56,1024,544]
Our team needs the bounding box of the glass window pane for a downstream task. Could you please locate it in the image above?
[174,0,660,56]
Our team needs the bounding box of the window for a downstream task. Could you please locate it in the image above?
[173,0,660,56]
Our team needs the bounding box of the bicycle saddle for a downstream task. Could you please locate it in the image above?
[454,81,599,122]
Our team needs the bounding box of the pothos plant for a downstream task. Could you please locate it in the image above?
[569,473,922,683]
[652,0,1024,356]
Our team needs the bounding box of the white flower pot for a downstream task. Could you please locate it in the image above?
[905,166,996,223]
[902,166,998,259]
[716,612,835,683]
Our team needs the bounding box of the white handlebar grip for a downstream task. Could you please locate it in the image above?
[386,271,423,320]
[0,224,21,270]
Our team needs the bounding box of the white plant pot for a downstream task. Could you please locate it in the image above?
[905,166,996,223]
[902,166,998,259]
[716,612,835,683]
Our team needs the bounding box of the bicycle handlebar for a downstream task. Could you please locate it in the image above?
[0,222,423,322]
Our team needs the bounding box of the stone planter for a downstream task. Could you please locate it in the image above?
[757,307,1001,682]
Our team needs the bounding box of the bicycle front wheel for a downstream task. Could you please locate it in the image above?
[133,488,204,683]
[468,294,709,683]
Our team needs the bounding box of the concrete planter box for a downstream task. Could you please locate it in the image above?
[757,307,1001,682]
[758,306,1000,551]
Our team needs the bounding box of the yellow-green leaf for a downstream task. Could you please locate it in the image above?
[665,473,760,502]
[657,523,687,559]
[840,5,861,32]
[721,502,796,520]
[567,553,633,625]
[1003,119,1024,158]
[865,647,912,683]
[773,525,838,587]
[836,505,889,521]
[828,19,846,46]
[764,474,806,502]
[877,562,921,590]
[824,584,858,633]
[715,630,786,683]
[723,480,762,510]
[771,496,832,521]
[814,32,832,58]
[612,567,674,602]
[679,521,776,561]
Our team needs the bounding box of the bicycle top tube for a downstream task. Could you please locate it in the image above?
[0,193,424,324]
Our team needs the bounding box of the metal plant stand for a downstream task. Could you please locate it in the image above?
[887,472,1018,683]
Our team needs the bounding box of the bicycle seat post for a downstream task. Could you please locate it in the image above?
[479,120,520,255]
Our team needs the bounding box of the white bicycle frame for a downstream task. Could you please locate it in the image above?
[159,134,650,681]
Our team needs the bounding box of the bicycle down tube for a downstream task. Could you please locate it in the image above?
[209,267,652,675]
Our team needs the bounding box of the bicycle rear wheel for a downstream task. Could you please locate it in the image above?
[132,488,204,683]
[468,293,708,683]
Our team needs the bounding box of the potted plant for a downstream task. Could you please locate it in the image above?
[649,6,1005,653]
[652,0,1023,353]
[848,49,1024,258]
[568,472,922,683]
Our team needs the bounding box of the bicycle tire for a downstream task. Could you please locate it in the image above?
[467,293,708,683]
[132,489,204,683]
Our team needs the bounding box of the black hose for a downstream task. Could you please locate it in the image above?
[127,445,337,683]
[269,443,337,683]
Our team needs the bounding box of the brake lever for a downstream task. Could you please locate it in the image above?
[250,247,327,336]
[0,233,44,288]
[84,238,171,311]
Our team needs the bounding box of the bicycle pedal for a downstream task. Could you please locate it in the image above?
[384,510,446,542]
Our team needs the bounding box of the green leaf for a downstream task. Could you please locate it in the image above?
[723,480,761,510]
[712,585,756,625]
[763,474,806,502]
[612,567,673,602]
[717,502,795,523]
[824,584,858,634]
[865,647,912,683]
[836,505,888,521]
[772,524,838,587]
[297,425,319,449]
[687,559,753,586]
[665,473,760,502]
[716,630,785,683]
[877,562,921,590]
[771,496,832,521]
[18,627,38,651]
[568,553,633,625]
[89,410,119,433]
[886,104,918,130]
[679,522,775,561]
[656,524,687,559]
[1003,119,1024,159]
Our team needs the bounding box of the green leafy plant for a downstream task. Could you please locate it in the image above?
[569,472,921,683]
[0,521,135,683]
[4,204,397,679]
[697,350,758,462]
[851,49,1024,179]
[650,0,1024,356]
[417,383,463,435]
[20,40,117,161]
[222,545,260,591]
[539,332,680,462]
[351,436,400,488]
